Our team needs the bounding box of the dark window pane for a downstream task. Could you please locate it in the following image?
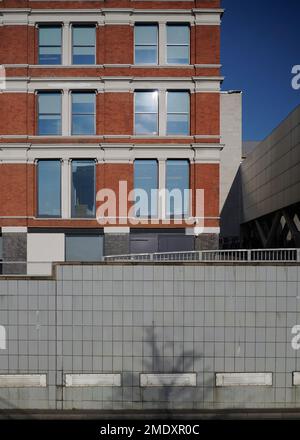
[39,47,61,65]
[37,160,61,217]
[71,160,95,218]
[166,160,189,216]
[73,53,95,65]
[134,160,158,217]
[66,235,103,262]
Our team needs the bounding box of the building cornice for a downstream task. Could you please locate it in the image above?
[2,76,223,93]
[0,8,223,26]
[0,142,223,163]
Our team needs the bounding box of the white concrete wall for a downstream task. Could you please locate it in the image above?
[219,91,242,238]
[220,91,242,210]
[27,233,65,275]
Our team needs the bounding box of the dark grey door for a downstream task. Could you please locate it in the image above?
[130,234,158,254]
[158,234,194,252]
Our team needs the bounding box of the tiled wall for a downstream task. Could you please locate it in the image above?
[0,264,300,411]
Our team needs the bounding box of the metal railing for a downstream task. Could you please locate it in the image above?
[104,248,300,263]
[0,249,299,276]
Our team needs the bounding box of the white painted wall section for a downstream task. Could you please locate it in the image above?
[27,233,65,276]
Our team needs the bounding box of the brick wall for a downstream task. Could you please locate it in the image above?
[192,163,220,227]
[193,93,220,136]
[0,94,35,135]
[103,93,133,135]
[0,164,34,217]
[0,1,222,230]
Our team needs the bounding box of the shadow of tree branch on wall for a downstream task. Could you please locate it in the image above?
[139,326,214,414]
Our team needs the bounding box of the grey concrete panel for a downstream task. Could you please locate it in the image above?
[0,264,299,411]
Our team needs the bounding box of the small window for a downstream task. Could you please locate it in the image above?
[71,92,96,135]
[167,24,190,65]
[134,160,158,217]
[167,91,190,135]
[38,92,62,135]
[166,159,189,217]
[65,235,103,261]
[134,24,158,65]
[72,25,96,65]
[134,91,158,135]
[37,160,61,218]
[38,25,62,65]
[71,160,96,218]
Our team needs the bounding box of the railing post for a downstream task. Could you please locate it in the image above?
[297,249,300,263]
[247,250,252,262]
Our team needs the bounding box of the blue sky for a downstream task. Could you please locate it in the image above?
[221,0,300,140]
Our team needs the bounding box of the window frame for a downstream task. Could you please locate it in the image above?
[36,159,62,218]
[134,90,159,136]
[38,24,62,65]
[166,23,190,65]
[71,24,96,65]
[134,23,158,65]
[71,159,96,219]
[166,90,190,136]
[37,91,62,136]
[71,91,96,136]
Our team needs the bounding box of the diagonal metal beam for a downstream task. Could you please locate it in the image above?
[254,219,267,248]
[282,209,300,247]
[265,211,281,248]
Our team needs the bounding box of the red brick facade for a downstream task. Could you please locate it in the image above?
[0,0,221,232]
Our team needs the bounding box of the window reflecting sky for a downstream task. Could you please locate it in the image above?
[37,160,61,217]
[166,160,189,216]
[39,25,62,65]
[71,160,95,218]
[72,25,96,65]
[135,24,158,64]
[135,91,158,134]
[134,159,158,217]
[72,93,95,135]
[38,92,62,135]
